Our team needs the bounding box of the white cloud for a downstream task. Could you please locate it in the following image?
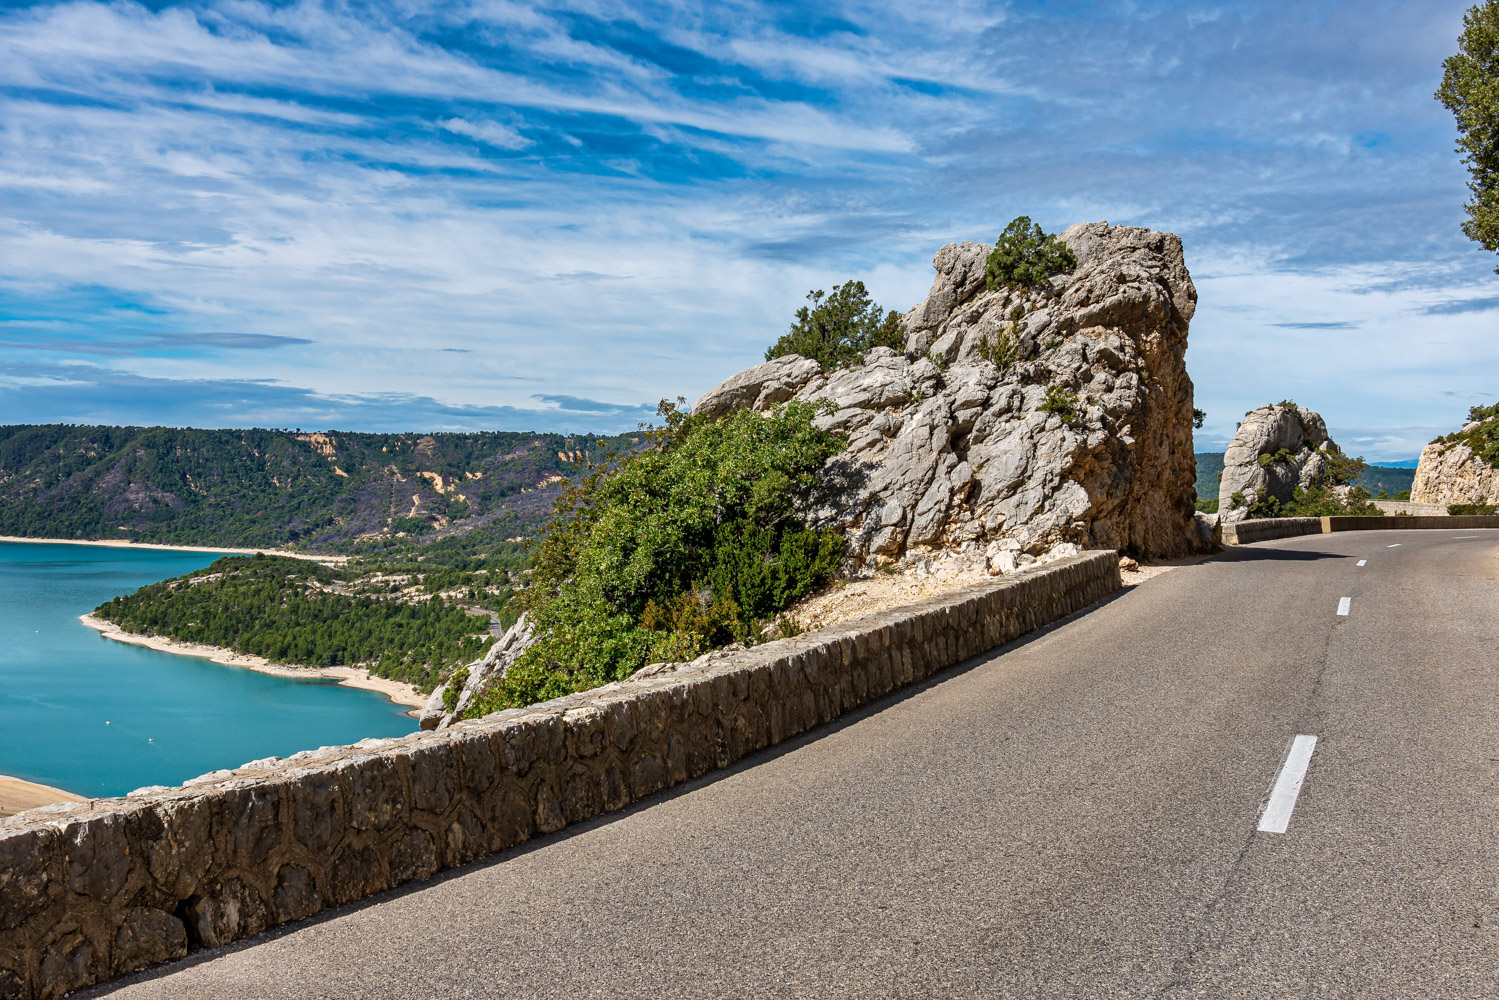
[439,117,531,149]
[0,0,1491,457]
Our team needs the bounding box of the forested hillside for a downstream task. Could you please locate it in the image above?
[0,425,636,549]
[93,555,496,691]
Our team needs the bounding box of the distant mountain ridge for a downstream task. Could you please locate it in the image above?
[0,425,636,550]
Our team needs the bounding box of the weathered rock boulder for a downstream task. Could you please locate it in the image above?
[418,615,532,731]
[696,222,1206,568]
[1411,419,1499,505]
[1217,403,1339,523]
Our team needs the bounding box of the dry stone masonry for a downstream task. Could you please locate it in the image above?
[1217,403,1341,523]
[695,222,1209,569]
[0,552,1119,1000]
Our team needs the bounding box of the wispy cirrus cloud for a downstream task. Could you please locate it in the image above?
[0,0,1493,459]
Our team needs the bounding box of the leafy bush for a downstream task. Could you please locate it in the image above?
[1239,445,1382,519]
[1440,401,1499,468]
[764,281,903,372]
[976,329,1019,370]
[1247,486,1383,519]
[985,216,1078,290]
[1196,497,1220,514]
[1449,502,1499,514]
[466,400,846,714]
[441,667,469,711]
[1040,386,1083,423]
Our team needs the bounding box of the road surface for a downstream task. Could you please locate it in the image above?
[94,530,1499,998]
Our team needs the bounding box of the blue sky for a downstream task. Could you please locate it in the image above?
[0,0,1493,458]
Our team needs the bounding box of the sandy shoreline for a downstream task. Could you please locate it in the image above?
[79,614,425,712]
[0,535,344,564]
[0,775,86,819]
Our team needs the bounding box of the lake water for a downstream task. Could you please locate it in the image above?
[0,541,418,798]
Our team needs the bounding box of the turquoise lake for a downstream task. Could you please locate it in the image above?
[0,541,418,798]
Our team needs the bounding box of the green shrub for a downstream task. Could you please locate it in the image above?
[1449,502,1499,515]
[1196,497,1220,514]
[1242,446,1380,519]
[1040,386,1082,423]
[1440,401,1499,468]
[976,329,1019,370]
[985,216,1078,290]
[465,400,846,715]
[441,667,469,711]
[764,280,903,372]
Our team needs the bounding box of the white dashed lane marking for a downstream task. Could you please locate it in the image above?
[1337,597,1351,616]
[1387,543,1401,548]
[1356,559,1367,567]
[1259,735,1319,835]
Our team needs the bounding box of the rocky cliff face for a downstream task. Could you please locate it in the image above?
[1411,424,1499,505]
[1217,403,1340,523]
[696,222,1208,569]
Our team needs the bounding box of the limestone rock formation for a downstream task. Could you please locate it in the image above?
[427,222,1206,731]
[1411,421,1499,505]
[1216,404,1339,523]
[418,615,532,731]
[696,222,1207,567]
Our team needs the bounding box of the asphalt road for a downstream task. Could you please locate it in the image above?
[93,530,1499,999]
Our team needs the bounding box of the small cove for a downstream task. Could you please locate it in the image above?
[0,541,417,799]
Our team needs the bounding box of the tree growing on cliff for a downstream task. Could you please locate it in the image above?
[1437,1,1499,269]
[985,216,1078,289]
[764,280,903,371]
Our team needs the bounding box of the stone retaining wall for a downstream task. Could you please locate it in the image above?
[1222,514,1499,545]
[1220,517,1323,545]
[1370,500,1448,516]
[1321,514,1499,532]
[0,551,1121,1000]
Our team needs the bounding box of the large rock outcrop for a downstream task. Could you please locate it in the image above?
[426,222,1206,731]
[1411,421,1499,505]
[418,615,532,731]
[1217,403,1341,523]
[696,222,1208,568]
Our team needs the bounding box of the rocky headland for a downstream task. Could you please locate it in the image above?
[1217,403,1343,523]
[424,221,1209,729]
[80,613,426,711]
[1411,408,1499,506]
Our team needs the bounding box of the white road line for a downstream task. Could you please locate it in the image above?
[1356,559,1367,567]
[1336,597,1351,616]
[1387,543,1401,547]
[1455,536,1478,539]
[1259,735,1319,834]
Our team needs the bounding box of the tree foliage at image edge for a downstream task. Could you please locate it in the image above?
[1437,0,1499,267]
